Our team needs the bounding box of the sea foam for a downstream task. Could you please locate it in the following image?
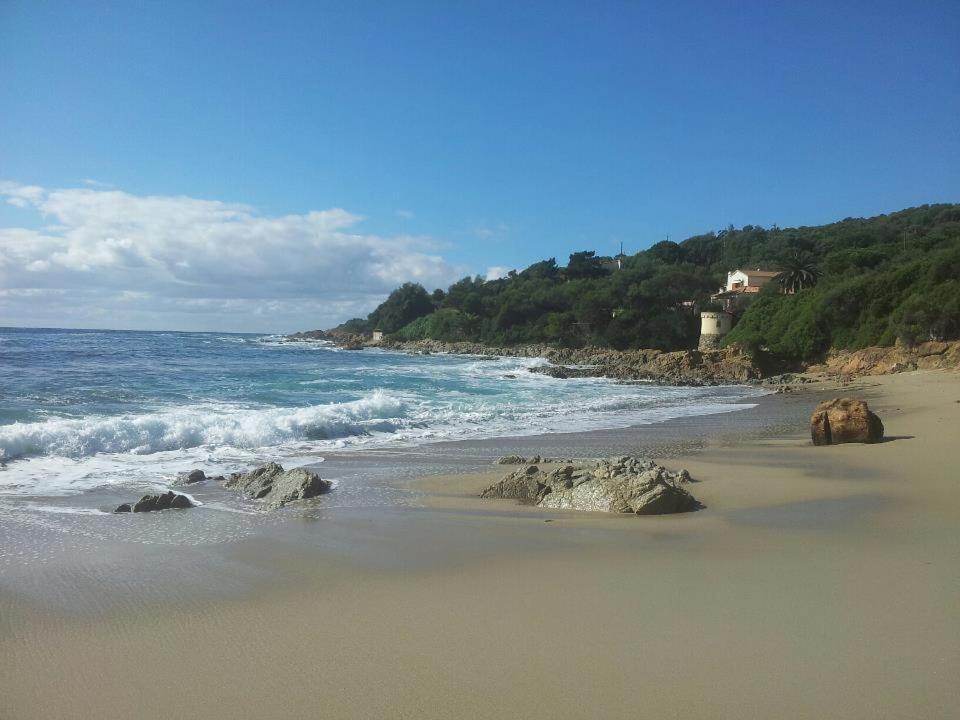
[0,390,406,461]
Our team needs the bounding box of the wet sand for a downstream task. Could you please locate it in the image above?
[1,371,959,719]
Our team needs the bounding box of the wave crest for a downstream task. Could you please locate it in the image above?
[0,391,405,461]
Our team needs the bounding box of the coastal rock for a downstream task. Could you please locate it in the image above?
[173,469,207,485]
[810,398,884,445]
[223,462,331,508]
[480,465,550,504]
[114,491,195,513]
[528,365,598,379]
[493,455,574,465]
[481,456,699,516]
[806,340,960,378]
[287,334,762,386]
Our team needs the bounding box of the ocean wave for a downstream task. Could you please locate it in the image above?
[0,391,406,461]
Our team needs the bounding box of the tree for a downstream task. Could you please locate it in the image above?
[368,282,435,333]
[777,252,821,293]
[647,240,684,264]
[520,258,560,281]
[565,251,606,280]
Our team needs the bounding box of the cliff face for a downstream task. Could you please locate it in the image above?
[805,340,960,377]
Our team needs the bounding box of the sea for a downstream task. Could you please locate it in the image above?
[0,327,770,564]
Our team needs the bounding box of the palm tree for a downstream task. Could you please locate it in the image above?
[777,252,821,293]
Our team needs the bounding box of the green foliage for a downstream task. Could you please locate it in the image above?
[391,308,480,342]
[726,205,960,362]
[333,204,960,359]
[777,252,822,293]
[565,251,608,280]
[363,282,435,334]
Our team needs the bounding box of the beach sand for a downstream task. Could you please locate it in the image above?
[1,371,958,719]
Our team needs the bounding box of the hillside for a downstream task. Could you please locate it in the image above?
[329,204,960,366]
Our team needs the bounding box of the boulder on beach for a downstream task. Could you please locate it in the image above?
[481,455,699,516]
[223,462,331,509]
[115,491,195,513]
[810,398,884,445]
[481,464,551,503]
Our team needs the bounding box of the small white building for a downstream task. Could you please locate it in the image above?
[698,311,733,350]
[371,330,384,344]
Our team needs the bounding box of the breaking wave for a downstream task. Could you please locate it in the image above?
[0,391,406,461]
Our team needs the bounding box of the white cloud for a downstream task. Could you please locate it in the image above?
[396,209,415,220]
[0,182,45,208]
[0,183,463,332]
[485,265,513,280]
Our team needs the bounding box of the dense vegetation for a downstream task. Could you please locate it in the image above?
[332,204,960,364]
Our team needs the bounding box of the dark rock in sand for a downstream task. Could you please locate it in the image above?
[811,398,884,446]
[224,462,331,509]
[116,491,195,513]
[481,455,699,516]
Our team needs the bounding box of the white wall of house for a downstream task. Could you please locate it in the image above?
[725,270,751,291]
[725,269,777,292]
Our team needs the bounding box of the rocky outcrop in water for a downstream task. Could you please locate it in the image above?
[286,334,761,386]
[287,329,366,349]
[223,462,331,509]
[173,469,207,484]
[290,328,960,384]
[115,491,194,513]
[811,398,884,446]
[481,456,700,515]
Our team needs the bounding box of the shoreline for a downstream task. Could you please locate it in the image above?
[2,370,958,719]
[288,331,766,385]
[289,330,960,387]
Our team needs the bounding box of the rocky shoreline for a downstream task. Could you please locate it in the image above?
[287,330,763,386]
[287,329,960,386]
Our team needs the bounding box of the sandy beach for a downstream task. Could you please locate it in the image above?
[2,370,958,719]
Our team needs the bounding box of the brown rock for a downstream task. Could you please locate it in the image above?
[811,398,884,446]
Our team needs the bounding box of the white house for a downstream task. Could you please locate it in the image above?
[723,269,779,293]
[711,268,780,312]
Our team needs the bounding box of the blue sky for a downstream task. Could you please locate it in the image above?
[1,0,959,331]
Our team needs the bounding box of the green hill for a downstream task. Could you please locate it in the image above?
[332,204,960,366]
